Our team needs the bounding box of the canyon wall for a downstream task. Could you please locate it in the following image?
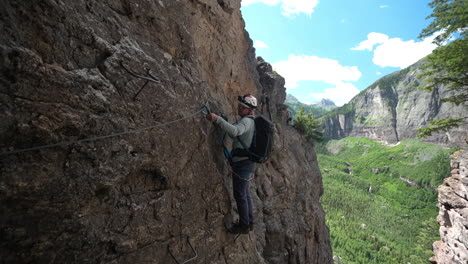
[321,62,468,147]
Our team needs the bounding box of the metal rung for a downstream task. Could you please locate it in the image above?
[167,237,198,264]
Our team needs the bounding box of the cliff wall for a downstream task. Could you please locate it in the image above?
[321,62,468,146]
[431,150,468,264]
[0,0,332,263]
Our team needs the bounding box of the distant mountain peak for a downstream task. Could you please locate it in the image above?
[312,98,336,107]
[286,94,299,103]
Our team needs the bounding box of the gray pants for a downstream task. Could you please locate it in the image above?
[232,170,254,227]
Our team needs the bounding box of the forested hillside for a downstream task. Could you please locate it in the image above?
[317,137,456,264]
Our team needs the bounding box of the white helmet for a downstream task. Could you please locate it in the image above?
[238,94,257,109]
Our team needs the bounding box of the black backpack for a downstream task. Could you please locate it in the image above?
[237,115,274,163]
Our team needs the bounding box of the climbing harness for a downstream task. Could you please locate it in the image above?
[167,237,198,264]
[0,106,208,157]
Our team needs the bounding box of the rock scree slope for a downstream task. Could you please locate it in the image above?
[0,1,332,263]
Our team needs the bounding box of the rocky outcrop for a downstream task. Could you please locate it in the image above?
[255,58,332,263]
[0,1,332,263]
[321,63,468,147]
[431,150,468,264]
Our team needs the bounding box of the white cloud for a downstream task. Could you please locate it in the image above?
[351,32,389,51]
[309,83,360,106]
[272,55,361,106]
[241,0,319,16]
[376,72,382,75]
[379,5,389,8]
[242,0,281,6]
[352,32,438,68]
[254,40,270,49]
[272,55,361,88]
[373,37,437,68]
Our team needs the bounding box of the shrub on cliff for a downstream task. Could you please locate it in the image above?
[293,107,323,143]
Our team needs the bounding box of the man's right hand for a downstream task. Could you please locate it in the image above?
[206,113,219,122]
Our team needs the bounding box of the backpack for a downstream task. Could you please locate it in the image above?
[237,115,274,163]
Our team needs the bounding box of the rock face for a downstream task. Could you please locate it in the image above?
[0,1,332,263]
[431,150,468,264]
[321,63,468,146]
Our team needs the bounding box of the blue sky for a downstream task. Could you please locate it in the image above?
[241,0,437,105]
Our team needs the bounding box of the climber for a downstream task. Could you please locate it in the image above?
[206,94,257,234]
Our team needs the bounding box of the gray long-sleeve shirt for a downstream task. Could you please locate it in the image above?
[215,115,255,163]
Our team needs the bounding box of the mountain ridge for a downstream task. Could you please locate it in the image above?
[320,60,468,147]
[312,98,336,108]
[285,94,337,118]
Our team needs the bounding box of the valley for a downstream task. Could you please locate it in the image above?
[316,137,456,263]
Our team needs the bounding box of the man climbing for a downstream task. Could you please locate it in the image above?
[206,94,257,234]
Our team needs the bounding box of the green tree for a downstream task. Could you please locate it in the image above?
[293,107,323,143]
[417,0,468,138]
[417,118,464,138]
[419,0,467,46]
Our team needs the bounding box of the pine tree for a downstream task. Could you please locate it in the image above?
[417,0,468,138]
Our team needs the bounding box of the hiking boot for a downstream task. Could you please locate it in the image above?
[227,223,249,234]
